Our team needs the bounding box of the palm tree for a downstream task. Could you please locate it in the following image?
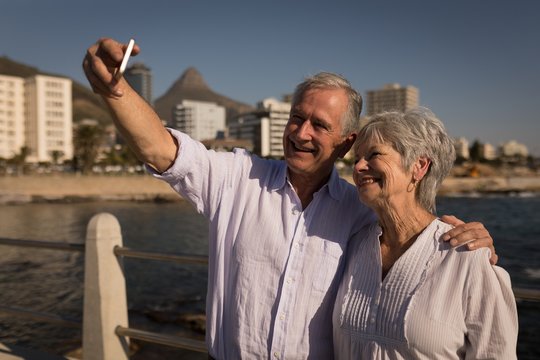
[9,146,30,175]
[73,123,105,174]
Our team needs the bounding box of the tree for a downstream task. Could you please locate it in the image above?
[469,139,483,162]
[73,123,105,174]
[9,146,30,175]
[51,150,63,164]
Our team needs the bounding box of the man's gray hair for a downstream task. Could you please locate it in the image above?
[292,72,363,136]
[355,107,456,214]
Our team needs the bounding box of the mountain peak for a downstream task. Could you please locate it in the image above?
[154,67,254,125]
[176,67,209,89]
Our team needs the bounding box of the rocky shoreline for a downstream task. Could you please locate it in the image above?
[1,174,539,205]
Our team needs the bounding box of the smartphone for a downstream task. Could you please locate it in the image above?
[114,38,135,80]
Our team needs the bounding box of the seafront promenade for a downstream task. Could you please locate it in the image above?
[1,173,540,204]
[0,174,180,204]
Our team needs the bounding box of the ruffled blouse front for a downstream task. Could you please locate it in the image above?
[333,219,518,359]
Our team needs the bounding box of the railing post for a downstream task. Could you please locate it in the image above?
[83,213,129,360]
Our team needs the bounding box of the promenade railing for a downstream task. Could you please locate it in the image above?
[0,213,207,359]
[0,212,539,359]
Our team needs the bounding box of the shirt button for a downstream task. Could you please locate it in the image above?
[292,208,298,215]
[274,352,280,359]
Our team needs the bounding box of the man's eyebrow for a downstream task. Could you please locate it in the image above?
[290,107,305,116]
[312,116,332,129]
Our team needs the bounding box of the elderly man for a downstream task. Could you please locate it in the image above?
[83,38,495,359]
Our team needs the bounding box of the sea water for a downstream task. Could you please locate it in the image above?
[0,196,538,358]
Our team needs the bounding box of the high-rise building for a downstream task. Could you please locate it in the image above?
[228,97,291,158]
[500,140,528,157]
[0,75,25,159]
[366,83,419,115]
[481,143,497,160]
[24,75,73,163]
[125,62,152,105]
[454,137,470,160]
[170,100,225,141]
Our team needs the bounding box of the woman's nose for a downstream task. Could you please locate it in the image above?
[354,157,368,172]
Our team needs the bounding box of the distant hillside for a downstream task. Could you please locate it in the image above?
[154,67,254,125]
[0,57,254,127]
[0,56,113,125]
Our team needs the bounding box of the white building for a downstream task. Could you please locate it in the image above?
[125,62,153,105]
[481,143,497,160]
[500,140,528,157]
[0,75,25,159]
[228,97,291,157]
[170,100,225,141]
[454,137,470,159]
[366,83,419,115]
[24,75,73,163]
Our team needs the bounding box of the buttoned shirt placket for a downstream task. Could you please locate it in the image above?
[269,183,308,360]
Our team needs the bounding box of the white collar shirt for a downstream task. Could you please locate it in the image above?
[151,129,375,359]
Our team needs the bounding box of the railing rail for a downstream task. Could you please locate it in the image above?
[115,326,207,353]
[113,245,208,265]
[1,221,540,358]
[0,237,84,252]
[1,237,538,301]
[0,304,80,328]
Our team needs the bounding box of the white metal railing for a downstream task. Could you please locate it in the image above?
[0,213,207,359]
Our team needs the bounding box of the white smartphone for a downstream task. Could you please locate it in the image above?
[114,38,135,80]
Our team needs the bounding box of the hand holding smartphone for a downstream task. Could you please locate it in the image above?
[114,38,135,80]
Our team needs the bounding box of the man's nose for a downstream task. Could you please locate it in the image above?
[296,120,313,139]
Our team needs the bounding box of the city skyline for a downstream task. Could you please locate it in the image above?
[1,0,538,155]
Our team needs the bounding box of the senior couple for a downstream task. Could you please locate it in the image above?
[83,38,517,359]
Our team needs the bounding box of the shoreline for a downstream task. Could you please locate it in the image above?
[1,174,540,205]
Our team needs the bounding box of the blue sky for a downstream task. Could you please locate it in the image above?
[1,0,539,155]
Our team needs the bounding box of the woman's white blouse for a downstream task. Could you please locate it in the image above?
[333,219,518,359]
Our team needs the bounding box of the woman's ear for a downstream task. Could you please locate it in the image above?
[413,156,431,181]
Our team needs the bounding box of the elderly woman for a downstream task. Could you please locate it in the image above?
[333,107,518,359]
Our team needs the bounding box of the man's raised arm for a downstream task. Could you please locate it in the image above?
[82,38,177,173]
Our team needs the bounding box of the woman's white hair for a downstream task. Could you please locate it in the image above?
[355,107,456,214]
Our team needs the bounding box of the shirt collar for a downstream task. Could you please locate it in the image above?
[272,162,344,202]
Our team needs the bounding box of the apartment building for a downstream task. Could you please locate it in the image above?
[454,137,470,159]
[366,83,419,115]
[169,100,225,141]
[228,97,291,158]
[0,75,25,159]
[125,62,153,105]
[481,143,497,160]
[24,75,73,163]
[500,140,528,157]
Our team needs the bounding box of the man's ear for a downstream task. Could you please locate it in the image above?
[338,133,357,158]
[413,156,431,181]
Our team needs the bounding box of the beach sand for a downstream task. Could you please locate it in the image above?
[0,174,181,204]
[1,174,539,204]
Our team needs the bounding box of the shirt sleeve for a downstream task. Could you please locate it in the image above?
[147,128,238,219]
[464,250,518,359]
